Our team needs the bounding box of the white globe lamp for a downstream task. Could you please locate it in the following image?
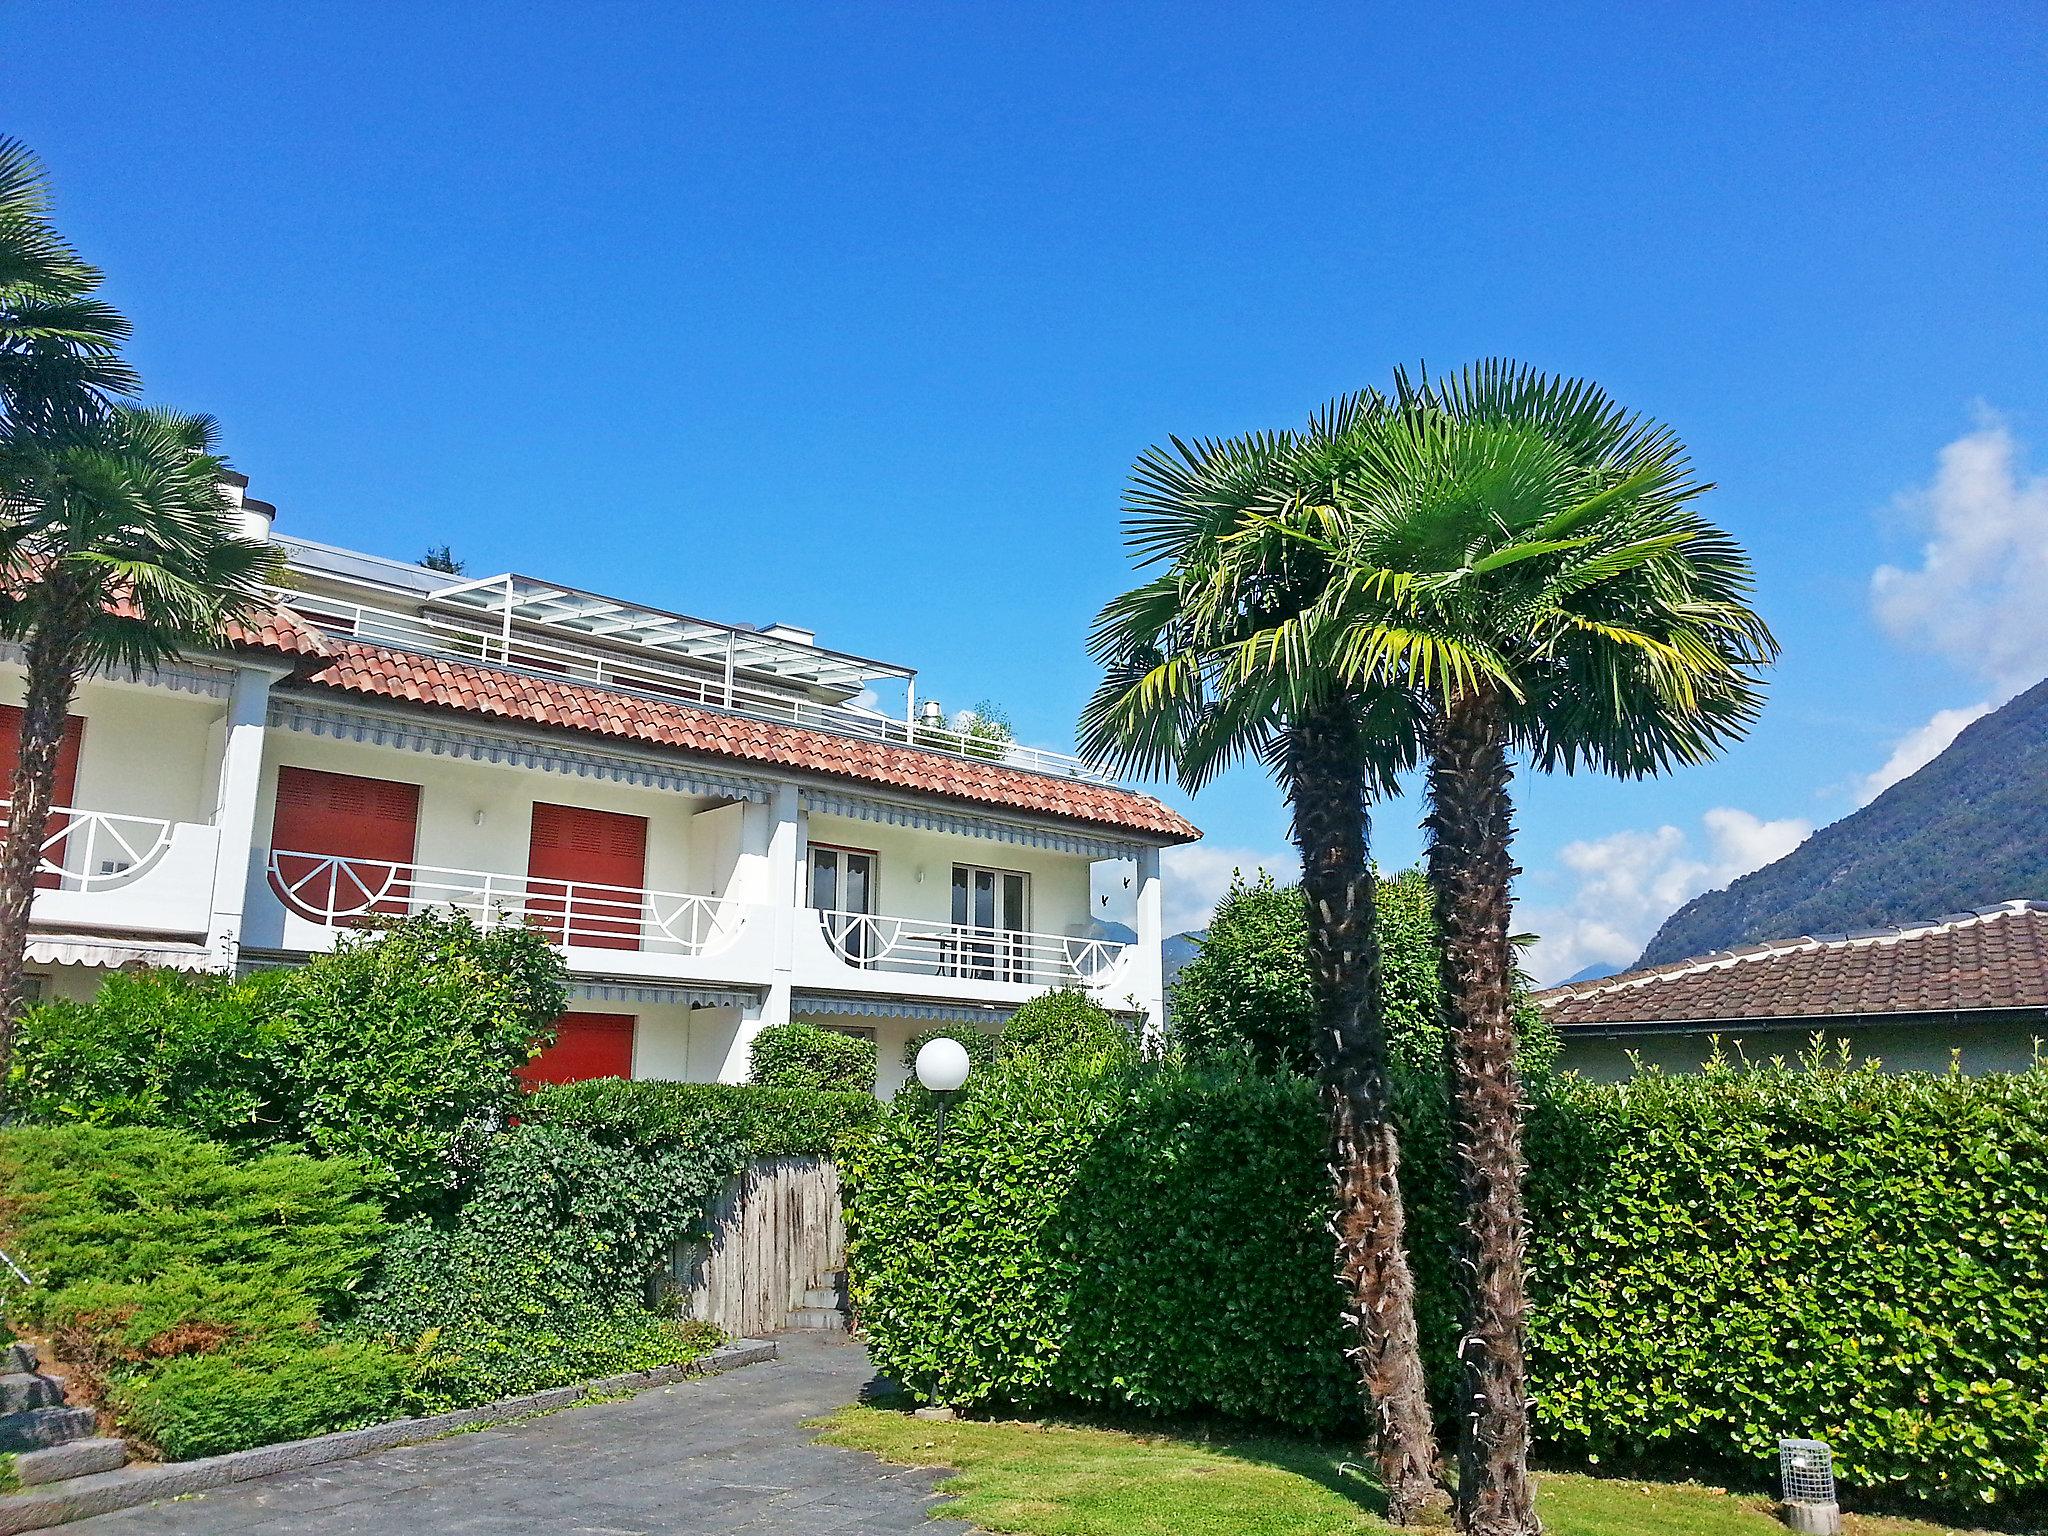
[914,1036,973,1151]
[914,1036,972,1094]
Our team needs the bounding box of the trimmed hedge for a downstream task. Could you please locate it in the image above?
[524,1078,882,1162]
[842,1053,2048,1516]
[749,1020,878,1092]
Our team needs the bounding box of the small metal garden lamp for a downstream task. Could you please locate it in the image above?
[914,1036,972,1152]
[1778,1437,1840,1535]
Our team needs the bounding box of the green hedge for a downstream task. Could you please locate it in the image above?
[524,1078,882,1162]
[842,1054,2048,1516]
[747,1020,878,1092]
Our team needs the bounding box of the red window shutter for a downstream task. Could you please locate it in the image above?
[0,705,87,891]
[269,766,422,920]
[526,803,648,951]
[520,1012,636,1088]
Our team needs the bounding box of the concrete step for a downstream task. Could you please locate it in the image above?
[0,1404,96,1453]
[2,1342,37,1374]
[13,1436,127,1485]
[800,1286,844,1310]
[782,1307,848,1331]
[0,1372,63,1415]
[814,1270,845,1289]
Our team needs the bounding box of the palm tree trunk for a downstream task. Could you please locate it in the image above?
[1287,703,1443,1525]
[1425,688,1537,1536]
[0,597,89,1101]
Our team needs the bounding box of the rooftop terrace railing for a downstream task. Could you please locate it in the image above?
[285,593,1119,786]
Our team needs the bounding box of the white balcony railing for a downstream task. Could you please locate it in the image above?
[268,850,749,958]
[0,801,176,891]
[286,592,1116,785]
[816,909,1127,988]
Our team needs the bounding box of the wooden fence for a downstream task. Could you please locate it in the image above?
[658,1156,844,1338]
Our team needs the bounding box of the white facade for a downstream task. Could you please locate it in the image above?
[3,514,1188,1092]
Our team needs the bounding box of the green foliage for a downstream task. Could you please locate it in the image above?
[110,1340,413,1462]
[901,1025,1002,1077]
[1171,868,1556,1075]
[344,1124,721,1410]
[8,969,295,1143]
[526,1078,881,1164]
[8,910,569,1212]
[1002,988,1129,1062]
[749,1020,877,1093]
[844,1054,2048,1517]
[278,910,567,1209]
[0,1125,409,1458]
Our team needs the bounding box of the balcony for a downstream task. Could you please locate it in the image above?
[0,801,221,937]
[287,588,1116,785]
[263,849,767,983]
[807,909,1129,994]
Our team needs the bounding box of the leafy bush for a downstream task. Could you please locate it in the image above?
[901,1025,1002,1077]
[276,910,568,1210]
[749,1020,877,1092]
[1169,868,1557,1074]
[1001,988,1129,1062]
[8,911,569,1212]
[526,1078,881,1164]
[844,1053,2048,1517]
[345,1124,721,1410]
[0,1125,410,1457]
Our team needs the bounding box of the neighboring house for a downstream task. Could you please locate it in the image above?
[0,478,1198,1094]
[1539,902,2048,1080]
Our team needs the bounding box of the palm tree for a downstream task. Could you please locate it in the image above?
[1079,414,1445,1525]
[1282,362,1775,1535]
[0,143,282,1086]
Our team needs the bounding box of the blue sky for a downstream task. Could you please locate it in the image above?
[9,3,2046,978]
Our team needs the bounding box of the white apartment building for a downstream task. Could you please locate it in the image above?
[0,480,1197,1094]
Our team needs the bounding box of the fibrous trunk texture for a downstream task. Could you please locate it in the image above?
[1426,689,1538,1536]
[0,597,88,1101]
[1287,704,1444,1525]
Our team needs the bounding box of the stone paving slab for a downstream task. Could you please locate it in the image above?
[54,1334,970,1536]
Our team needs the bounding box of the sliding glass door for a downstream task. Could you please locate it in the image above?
[951,864,1029,980]
[812,845,877,964]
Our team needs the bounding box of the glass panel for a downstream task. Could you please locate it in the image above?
[1000,872,1029,982]
[810,848,838,910]
[951,867,969,926]
[1000,873,1027,933]
[844,853,873,915]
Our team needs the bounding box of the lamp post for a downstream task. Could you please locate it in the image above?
[914,1036,972,1152]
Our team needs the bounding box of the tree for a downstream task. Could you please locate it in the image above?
[1170,867,1558,1078]
[1079,418,1443,1522]
[0,141,281,1086]
[419,544,465,574]
[1288,362,1775,1535]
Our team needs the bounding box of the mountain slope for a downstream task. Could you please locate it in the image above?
[1637,676,2048,967]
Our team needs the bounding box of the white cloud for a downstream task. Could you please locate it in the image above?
[1871,417,2048,696]
[1518,807,1812,987]
[1092,843,1294,937]
[1854,701,1993,805]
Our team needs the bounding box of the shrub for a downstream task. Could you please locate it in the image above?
[1169,868,1557,1074]
[345,1124,722,1410]
[526,1078,881,1164]
[7,911,569,1213]
[901,1025,1002,1077]
[0,1125,410,1458]
[749,1021,877,1093]
[1001,988,1129,1062]
[277,910,568,1210]
[843,1053,2048,1517]
[8,969,295,1143]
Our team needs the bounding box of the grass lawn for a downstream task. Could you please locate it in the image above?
[813,1404,2005,1536]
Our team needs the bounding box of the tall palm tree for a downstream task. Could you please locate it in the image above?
[1275,362,1776,1535]
[1079,414,1445,1524]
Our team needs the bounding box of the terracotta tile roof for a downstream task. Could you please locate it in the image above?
[220,604,332,658]
[1537,903,2048,1029]
[276,637,1199,842]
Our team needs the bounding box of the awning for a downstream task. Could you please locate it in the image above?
[790,992,1017,1026]
[27,934,217,972]
[569,980,758,1010]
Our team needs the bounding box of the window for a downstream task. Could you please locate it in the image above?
[520,1012,636,1087]
[951,864,1029,981]
[269,766,421,920]
[526,803,649,951]
[0,706,85,890]
[811,845,877,963]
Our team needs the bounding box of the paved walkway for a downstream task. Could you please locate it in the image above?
[71,1334,969,1535]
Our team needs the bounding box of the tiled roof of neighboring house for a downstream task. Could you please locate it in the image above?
[220,606,333,658]
[265,635,1199,842]
[1536,902,2048,1028]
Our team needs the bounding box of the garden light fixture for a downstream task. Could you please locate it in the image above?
[1778,1438,1840,1534]
[914,1035,972,1151]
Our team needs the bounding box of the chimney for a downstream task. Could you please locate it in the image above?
[220,473,275,541]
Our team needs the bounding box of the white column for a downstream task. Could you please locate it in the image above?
[719,782,801,1083]
[1133,844,1166,1049]
[205,665,280,970]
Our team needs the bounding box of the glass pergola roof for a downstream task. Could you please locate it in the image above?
[430,573,912,696]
